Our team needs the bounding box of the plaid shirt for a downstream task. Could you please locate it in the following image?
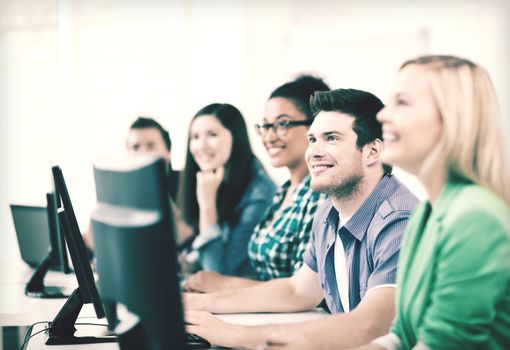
[248,175,326,280]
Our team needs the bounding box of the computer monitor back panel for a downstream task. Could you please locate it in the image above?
[92,157,187,350]
[10,205,52,268]
[92,217,183,349]
[94,158,165,212]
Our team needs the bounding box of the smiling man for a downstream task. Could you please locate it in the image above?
[185,89,419,349]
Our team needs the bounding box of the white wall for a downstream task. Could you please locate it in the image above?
[1,0,509,258]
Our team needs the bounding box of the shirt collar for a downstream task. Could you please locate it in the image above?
[325,175,394,241]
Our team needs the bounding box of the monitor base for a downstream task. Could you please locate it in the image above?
[25,286,71,299]
[46,334,117,345]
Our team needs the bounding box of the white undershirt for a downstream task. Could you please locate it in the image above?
[334,213,351,312]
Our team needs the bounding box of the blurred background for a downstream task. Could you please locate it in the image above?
[1,0,509,259]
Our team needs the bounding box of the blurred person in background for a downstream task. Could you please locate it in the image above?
[85,116,192,249]
[126,116,179,201]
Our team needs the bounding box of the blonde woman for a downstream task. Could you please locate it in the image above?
[369,55,510,350]
[260,55,510,350]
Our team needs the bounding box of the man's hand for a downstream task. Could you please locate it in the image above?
[182,292,209,311]
[257,330,314,350]
[183,271,229,293]
[185,310,245,348]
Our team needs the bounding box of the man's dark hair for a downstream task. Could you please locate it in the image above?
[178,103,254,228]
[130,116,171,152]
[270,75,330,119]
[310,89,392,174]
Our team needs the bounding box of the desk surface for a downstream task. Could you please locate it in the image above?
[24,310,328,350]
[0,257,83,327]
[1,258,329,349]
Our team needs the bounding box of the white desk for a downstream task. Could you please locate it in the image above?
[0,257,84,327]
[1,258,329,349]
[24,310,328,350]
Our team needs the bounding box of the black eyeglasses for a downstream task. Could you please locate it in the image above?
[254,119,312,137]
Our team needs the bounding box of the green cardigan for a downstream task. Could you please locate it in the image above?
[391,179,510,349]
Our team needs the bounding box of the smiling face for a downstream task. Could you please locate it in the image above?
[189,114,233,171]
[377,64,443,175]
[261,97,310,171]
[305,111,365,198]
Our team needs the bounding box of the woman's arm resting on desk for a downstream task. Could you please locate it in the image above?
[183,264,323,314]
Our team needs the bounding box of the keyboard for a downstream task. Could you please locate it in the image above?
[186,333,211,349]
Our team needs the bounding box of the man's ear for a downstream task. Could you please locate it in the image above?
[363,139,383,167]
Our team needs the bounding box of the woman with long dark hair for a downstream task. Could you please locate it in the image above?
[178,103,276,277]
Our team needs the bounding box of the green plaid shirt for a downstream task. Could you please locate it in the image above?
[248,175,326,280]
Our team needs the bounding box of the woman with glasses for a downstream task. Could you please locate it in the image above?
[184,75,330,292]
[178,103,276,277]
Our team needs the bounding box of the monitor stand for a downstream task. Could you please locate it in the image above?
[25,253,70,298]
[45,288,117,345]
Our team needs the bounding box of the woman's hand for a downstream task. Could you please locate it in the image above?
[196,167,224,232]
[196,166,224,210]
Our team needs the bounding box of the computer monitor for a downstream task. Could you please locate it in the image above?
[10,193,72,298]
[10,204,52,268]
[45,165,116,345]
[91,156,209,350]
[48,188,72,274]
